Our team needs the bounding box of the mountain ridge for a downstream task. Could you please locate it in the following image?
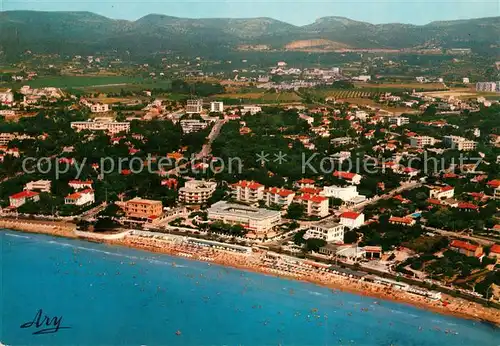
[0,11,498,57]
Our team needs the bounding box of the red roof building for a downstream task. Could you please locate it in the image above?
[9,190,40,208]
[389,216,416,226]
[449,240,483,257]
[489,244,500,261]
[232,180,265,203]
[457,202,479,211]
[295,178,316,189]
[333,171,361,184]
[487,180,500,188]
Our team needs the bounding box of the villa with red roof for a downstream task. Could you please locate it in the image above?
[449,240,483,257]
[231,180,265,204]
[487,180,500,188]
[294,193,329,218]
[265,187,295,209]
[333,171,361,185]
[9,190,40,208]
[429,185,454,200]
[389,216,416,226]
[340,211,365,229]
[457,202,479,211]
[65,189,95,206]
[489,244,500,263]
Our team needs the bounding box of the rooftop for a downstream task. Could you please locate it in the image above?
[450,239,479,252]
[341,211,361,220]
[10,190,39,199]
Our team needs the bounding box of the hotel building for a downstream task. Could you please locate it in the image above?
[207,201,281,233]
[178,180,217,204]
[25,180,51,193]
[180,119,208,134]
[443,136,477,151]
[294,194,329,218]
[409,136,436,148]
[264,187,295,208]
[304,221,345,243]
[186,99,203,114]
[210,101,224,113]
[241,105,262,115]
[120,197,163,219]
[388,116,410,126]
[90,103,110,113]
[231,180,265,204]
[71,120,130,134]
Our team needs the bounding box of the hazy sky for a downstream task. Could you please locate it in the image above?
[2,0,499,25]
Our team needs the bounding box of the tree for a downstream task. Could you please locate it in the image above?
[293,229,306,245]
[94,217,120,232]
[305,238,327,252]
[344,230,358,244]
[287,203,305,220]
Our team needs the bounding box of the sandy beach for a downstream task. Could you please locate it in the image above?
[2,221,499,326]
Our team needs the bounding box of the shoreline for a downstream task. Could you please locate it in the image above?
[2,223,499,326]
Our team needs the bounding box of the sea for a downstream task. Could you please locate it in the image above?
[1,230,499,346]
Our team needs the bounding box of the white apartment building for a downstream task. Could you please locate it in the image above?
[180,119,208,134]
[25,180,51,193]
[321,185,365,204]
[231,180,265,204]
[495,187,500,200]
[71,120,130,134]
[429,185,454,200]
[330,137,354,147]
[355,111,369,121]
[355,75,371,82]
[330,151,351,164]
[463,78,470,84]
[9,190,40,208]
[210,101,224,113]
[207,201,281,233]
[0,110,15,116]
[0,91,14,105]
[186,99,203,114]
[388,116,410,126]
[410,136,436,148]
[68,180,93,190]
[294,194,329,218]
[178,180,217,204]
[443,136,477,151]
[265,187,295,208]
[65,189,95,206]
[90,103,110,113]
[242,105,262,115]
[304,221,345,243]
[340,211,365,229]
[476,82,497,92]
[0,133,15,145]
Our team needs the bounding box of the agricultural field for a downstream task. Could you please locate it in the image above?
[423,88,500,100]
[1,75,173,91]
[215,91,302,104]
[354,82,448,91]
[324,90,379,99]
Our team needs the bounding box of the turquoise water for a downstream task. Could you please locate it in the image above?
[1,231,499,346]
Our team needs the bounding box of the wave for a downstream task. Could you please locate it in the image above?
[44,238,190,268]
[4,233,31,239]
